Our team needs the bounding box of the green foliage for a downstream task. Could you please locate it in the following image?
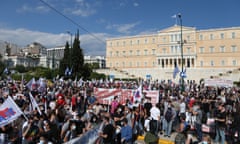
[81,63,93,79]
[59,42,71,76]
[89,62,100,69]
[0,54,5,74]
[15,65,27,73]
[71,30,84,77]
[90,72,106,80]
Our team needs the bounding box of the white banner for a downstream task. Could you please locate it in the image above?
[94,87,159,105]
[0,97,23,127]
[205,79,233,87]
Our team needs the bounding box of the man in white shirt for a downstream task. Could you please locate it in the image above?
[149,103,160,136]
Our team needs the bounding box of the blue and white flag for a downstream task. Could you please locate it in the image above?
[3,67,9,74]
[65,67,69,76]
[182,68,187,78]
[173,66,180,79]
[29,92,42,115]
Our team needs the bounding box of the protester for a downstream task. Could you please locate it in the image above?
[214,102,226,144]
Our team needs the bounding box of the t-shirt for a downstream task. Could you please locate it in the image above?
[103,123,115,143]
[215,110,226,128]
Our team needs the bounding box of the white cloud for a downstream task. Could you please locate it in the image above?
[17,4,50,13]
[80,33,110,56]
[106,22,141,34]
[0,28,109,56]
[133,2,139,7]
[64,0,99,17]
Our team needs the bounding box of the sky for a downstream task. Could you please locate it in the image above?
[0,0,239,56]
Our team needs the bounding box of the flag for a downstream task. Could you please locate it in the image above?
[173,66,180,79]
[171,14,177,18]
[68,67,73,76]
[26,78,38,91]
[65,67,69,76]
[171,14,177,25]
[38,77,47,93]
[182,68,187,78]
[0,96,24,127]
[29,92,42,115]
[133,85,142,103]
[3,67,9,74]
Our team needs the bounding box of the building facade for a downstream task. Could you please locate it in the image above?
[106,25,240,70]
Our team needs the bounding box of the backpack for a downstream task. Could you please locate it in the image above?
[165,107,173,122]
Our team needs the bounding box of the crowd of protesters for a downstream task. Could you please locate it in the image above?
[0,77,240,144]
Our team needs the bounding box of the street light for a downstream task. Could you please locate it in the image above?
[178,13,184,92]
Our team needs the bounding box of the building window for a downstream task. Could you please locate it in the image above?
[116,62,119,67]
[137,62,140,67]
[232,60,237,66]
[232,32,235,39]
[116,51,119,56]
[129,50,133,56]
[152,49,156,55]
[199,34,203,40]
[231,45,237,52]
[199,47,204,53]
[158,59,161,65]
[210,60,214,66]
[110,51,113,57]
[122,51,126,56]
[171,46,174,53]
[152,61,155,66]
[220,46,225,53]
[210,46,214,53]
[122,62,125,67]
[145,39,148,44]
[130,40,133,45]
[136,50,140,56]
[221,60,225,66]
[109,42,112,46]
[116,42,119,46]
[123,41,126,46]
[210,34,214,40]
[163,37,166,43]
[187,35,190,42]
[162,48,166,54]
[220,33,224,39]
[187,47,191,54]
[175,45,179,53]
[170,35,174,42]
[144,49,148,56]
[137,40,140,45]
[129,62,132,67]
[152,38,155,43]
[144,62,147,67]
[200,61,203,67]
[129,50,132,56]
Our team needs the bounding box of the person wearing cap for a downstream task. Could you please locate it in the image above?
[214,103,226,144]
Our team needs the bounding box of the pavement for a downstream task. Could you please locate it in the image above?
[134,132,179,144]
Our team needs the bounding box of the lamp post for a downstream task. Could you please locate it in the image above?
[178,13,184,92]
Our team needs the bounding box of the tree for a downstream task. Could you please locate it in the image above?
[0,53,5,74]
[71,30,84,77]
[59,41,71,76]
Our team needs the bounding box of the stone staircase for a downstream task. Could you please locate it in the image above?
[95,67,240,82]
